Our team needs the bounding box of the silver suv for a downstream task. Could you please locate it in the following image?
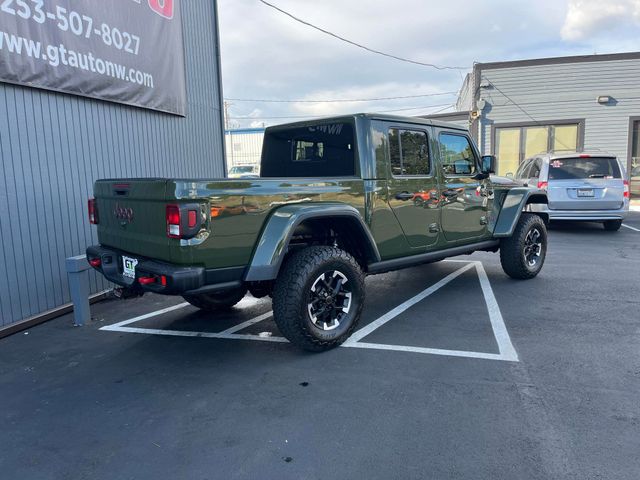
[515,152,630,231]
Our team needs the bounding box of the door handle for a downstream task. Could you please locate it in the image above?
[395,192,414,201]
[442,189,459,198]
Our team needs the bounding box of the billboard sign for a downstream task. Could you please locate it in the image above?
[0,0,187,115]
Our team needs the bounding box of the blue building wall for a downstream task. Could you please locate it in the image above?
[0,0,226,327]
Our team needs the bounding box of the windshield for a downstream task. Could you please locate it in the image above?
[548,157,621,180]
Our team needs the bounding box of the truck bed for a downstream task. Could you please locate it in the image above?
[94,177,366,269]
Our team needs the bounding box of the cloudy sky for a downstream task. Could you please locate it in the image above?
[218,0,640,128]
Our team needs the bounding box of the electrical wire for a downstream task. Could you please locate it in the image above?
[224,91,459,103]
[487,81,574,151]
[257,0,469,71]
[228,102,456,120]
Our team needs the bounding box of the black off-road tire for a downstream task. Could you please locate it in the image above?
[500,213,547,280]
[603,219,622,231]
[182,287,247,311]
[272,246,365,352]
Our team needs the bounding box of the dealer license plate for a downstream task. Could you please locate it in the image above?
[577,188,594,197]
[122,256,138,279]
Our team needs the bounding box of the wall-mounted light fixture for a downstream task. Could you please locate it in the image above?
[597,96,613,104]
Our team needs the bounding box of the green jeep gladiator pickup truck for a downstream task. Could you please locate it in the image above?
[87,114,548,351]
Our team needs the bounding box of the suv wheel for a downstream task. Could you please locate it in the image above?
[603,219,622,231]
[500,213,547,280]
[182,287,247,311]
[272,246,365,352]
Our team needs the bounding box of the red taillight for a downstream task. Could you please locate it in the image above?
[166,205,181,238]
[89,258,101,268]
[188,210,197,228]
[537,181,548,190]
[88,198,98,224]
[624,180,630,198]
[579,154,591,158]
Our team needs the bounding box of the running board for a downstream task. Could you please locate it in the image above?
[366,240,500,275]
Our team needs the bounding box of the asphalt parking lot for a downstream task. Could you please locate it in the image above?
[1,213,639,480]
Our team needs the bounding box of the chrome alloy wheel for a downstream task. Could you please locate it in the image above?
[307,270,352,331]
[523,227,543,267]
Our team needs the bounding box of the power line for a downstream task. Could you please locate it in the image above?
[257,0,469,71]
[225,91,459,103]
[228,102,456,120]
[487,81,574,151]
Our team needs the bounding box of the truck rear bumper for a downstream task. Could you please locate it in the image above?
[86,245,244,295]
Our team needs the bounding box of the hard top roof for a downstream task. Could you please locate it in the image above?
[265,113,469,133]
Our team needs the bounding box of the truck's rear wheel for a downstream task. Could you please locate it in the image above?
[500,213,547,280]
[182,287,247,311]
[272,246,365,352]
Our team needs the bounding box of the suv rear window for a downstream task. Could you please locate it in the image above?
[548,157,621,180]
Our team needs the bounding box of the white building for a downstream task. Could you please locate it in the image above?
[225,128,265,173]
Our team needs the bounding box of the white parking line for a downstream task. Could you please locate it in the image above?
[343,263,475,344]
[342,261,518,362]
[622,223,640,232]
[102,302,190,330]
[101,262,518,362]
[102,325,288,343]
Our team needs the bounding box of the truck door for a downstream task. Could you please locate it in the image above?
[386,126,440,249]
[436,131,489,243]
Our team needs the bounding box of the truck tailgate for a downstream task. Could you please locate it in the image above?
[94,179,170,259]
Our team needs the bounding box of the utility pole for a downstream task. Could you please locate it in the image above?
[223,101,232,131]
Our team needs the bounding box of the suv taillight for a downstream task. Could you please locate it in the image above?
[537,181,548,190]
[623,180,630,198]
[88,198,98,224]
[166,205,181,238]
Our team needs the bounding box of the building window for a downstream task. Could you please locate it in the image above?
[494,123,579,176]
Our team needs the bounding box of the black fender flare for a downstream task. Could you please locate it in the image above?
[244,204,381,282]
[493,188,548,237]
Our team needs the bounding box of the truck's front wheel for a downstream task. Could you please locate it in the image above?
[182,287,247,311]
[273,246,365,352]
[500,213,547,280]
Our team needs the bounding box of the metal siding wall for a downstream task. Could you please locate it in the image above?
[478,58,640,167]
[0,0,225,327]
[226,131,265,167]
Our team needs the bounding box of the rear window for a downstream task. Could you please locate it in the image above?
[261,122,355,177]
[548,157,621,180]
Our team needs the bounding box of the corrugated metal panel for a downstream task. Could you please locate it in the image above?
[0,0,225,327]
[225,130,265,167]
[477,58,640,167]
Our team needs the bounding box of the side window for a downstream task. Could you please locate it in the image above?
[518,160,532,179]
[388,128,430,176]
[515,160,529,179]
[439,133,478,176]
[530,159,542,179]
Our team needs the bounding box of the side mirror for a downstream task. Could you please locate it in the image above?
[481,155,496,174]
